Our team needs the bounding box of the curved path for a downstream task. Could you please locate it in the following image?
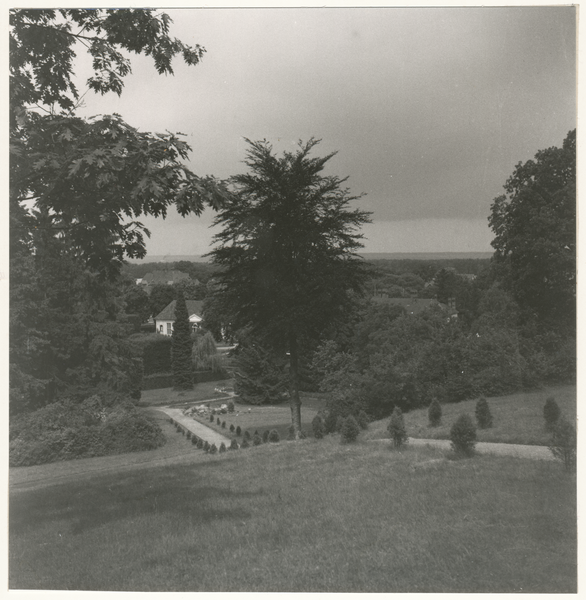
[157,406,232,447]
[370,437,554,460]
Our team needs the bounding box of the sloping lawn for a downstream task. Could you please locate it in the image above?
[10,435,575,592]
[366,384,576,446]
[138,380,234,407]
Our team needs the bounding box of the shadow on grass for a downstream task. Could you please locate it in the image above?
[10,460,259,536]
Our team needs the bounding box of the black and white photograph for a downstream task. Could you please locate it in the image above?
[8,4,577,593]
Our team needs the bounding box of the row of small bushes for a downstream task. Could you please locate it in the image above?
[169,418,281,450]
[311,409,370,444]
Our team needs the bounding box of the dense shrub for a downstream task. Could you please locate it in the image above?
[219,442,227,453]
[9,398,165,467]
[244,430,251,441]
[357,410,369,430]
[222,421,226,428]
[141,333,172,374]
[229,423,235,433]
[428,398,442,427]
[241,437,250,449]
[544,396,561,431]
[236,425,242,436]
[209,413,214,422]
[197,438,204,449]
[209,443,218,454]
[204,441,210,452]
[191,435,197,445]
[340,415,360,444]
[475,397,493,429]
[230,438,239,450]
[172,290,194,390]
[549,418,576,471]
[186,430,191,439]
[312,415,325,439]
[450,414,477,457]
[227,400,235,413]
[252,433,263,446]
[387,407,408,448]
[217,417,221,425]
[268,429,280,443]
[323,411,337,435]
[262,430,270,443]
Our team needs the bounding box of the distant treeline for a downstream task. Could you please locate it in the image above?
[123,257,491,285]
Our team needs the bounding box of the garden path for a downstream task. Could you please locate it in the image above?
[158,406,232,446]
[371,437,555,460]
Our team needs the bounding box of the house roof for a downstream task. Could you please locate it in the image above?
[142,270,190,285]
[154,300,204,321]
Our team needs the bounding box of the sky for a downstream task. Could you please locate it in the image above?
[74,6,577,257]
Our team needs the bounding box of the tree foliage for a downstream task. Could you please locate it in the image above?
[172,289,193,390]
[10,9,228,414]
[209,138,370,435]
[489,130,576,328]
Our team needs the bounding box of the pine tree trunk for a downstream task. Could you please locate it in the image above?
[288,330,302,439]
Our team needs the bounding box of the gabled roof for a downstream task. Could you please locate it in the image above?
[154,300,204,321]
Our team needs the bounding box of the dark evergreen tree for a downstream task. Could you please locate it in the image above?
[428,398,442,427]
[208,138,371,438]
[450,414,477,457]
[171,289,193,390]
[387,407,408,448]
[475,396,493,429]
[340,414,361,444]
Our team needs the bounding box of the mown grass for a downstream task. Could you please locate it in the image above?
[139,380,235,407]
[365,384,576,446]
[10,435,576,592]
[190,397,322,441]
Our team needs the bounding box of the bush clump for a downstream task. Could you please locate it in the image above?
[340,415,360,444]
[549,418,576,471]
[203,441,210,452]
[475,397,493,429]
[209,443,218,454]
[230,424,235,433]
[544,396,561,431]
[236,425,242,436]
[428,398,442,427]
[387,407,408,448]
[323,411,337,435]
[450,414,477,457]
[221,421,226,429]
[241,437,250,449]
[244,430,251,441]
[357,410,369,430]
[217,417,221,426]
[209,413,214,423]
[219,442,227,453]
[197,438,204,449]
[228,400,235,413]
[191,435,198,445]
[9,398,165,467]
[312,415,325,439]
[252,433,263,446]
[230,438,239,450]
[262,430,270,443]
[268,429,280,443]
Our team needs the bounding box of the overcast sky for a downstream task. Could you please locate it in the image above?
[76,6,577,257]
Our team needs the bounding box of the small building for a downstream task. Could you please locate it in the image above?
[154,300,204,336]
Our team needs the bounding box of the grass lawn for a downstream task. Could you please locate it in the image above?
[186,394,325,442]
[138,380,235,407]
[9,435,575,592]
[365,384,576,446]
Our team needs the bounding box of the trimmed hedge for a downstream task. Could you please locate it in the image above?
[141,369,230,391]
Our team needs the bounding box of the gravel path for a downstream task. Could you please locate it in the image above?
[157,407,232,446]
[372,437,554,460]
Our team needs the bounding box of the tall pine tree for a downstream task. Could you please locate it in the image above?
[172,289,193,390]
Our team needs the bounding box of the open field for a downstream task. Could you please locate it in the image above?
[366,384,576,446]
[10,432,575,592]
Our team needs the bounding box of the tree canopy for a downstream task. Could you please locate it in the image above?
[208,138,371,434]
[489,129,576,328]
